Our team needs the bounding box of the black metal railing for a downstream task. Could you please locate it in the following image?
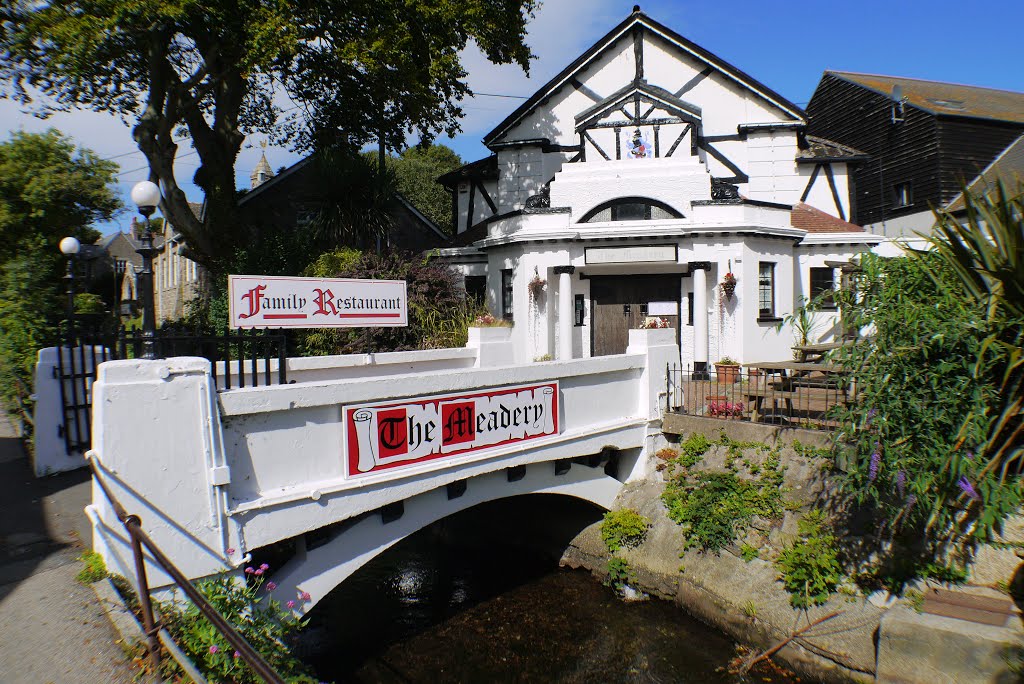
[88,455,286,684]
[665,362,851,429]
[55,320,288,455]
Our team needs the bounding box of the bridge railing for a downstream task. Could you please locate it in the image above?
[88,454,286,684]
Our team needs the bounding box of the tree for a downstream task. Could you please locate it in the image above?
[0,1,537,272]
[388,145,463,234]
[0,129,119,422]
[0,129,117,261]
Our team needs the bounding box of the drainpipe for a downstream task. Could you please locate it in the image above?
[554,266,575,360]
[691,262,711,379]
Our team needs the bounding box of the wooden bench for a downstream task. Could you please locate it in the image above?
[744,388,800,420]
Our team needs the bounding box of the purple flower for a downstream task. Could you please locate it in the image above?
[209,645,219,654]
[266,581,277,591]
[957,477,981,501]
[286,600,296,609]
[895,471,906,498]
[259,563,270,571]
[905,494,917,509]
[234,651,240,659]
[965,450,975,460]
[866,408,876,425]
[244,566,254,574]
[254,568,264,576]
[868,443,881,482]
[300,591,311,601]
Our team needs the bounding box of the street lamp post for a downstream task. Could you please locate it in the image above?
[130,181,161,360]
[59,236,81,347]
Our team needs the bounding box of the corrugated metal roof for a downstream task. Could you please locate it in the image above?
[829,71,1024,124]
[946,133,1024,211]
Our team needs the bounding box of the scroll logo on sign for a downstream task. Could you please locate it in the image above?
[228,274,408,328]
[345,383,559,477]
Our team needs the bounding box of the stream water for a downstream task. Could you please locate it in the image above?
[298,496,804,683]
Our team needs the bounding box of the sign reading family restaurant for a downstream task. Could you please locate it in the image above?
[345,382,559,477]
[228,275,407,328]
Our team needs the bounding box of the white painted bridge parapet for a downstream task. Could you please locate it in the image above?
[88,327,678,594]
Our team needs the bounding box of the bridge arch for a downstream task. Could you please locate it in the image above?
[270,462,622,612]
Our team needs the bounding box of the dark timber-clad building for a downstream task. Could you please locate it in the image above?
[806,71,1024,238]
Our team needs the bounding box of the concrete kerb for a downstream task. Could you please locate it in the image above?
[91,577,209,684]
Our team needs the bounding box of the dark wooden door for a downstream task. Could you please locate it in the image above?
[591,275,680,356]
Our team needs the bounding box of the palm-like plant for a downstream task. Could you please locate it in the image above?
[304,148,399,249]
[914,181,1024,538]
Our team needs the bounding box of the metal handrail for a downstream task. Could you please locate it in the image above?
[87,455,286,684]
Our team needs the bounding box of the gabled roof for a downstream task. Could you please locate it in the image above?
[946,133,1024,211]
[797,135,869,164]
[827,71,1024,125]
[483,8,805,146]
[791,202,864,233]
[574,80,701,131]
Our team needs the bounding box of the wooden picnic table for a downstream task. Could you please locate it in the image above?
[741,360,850,420]
[790,342,847,362]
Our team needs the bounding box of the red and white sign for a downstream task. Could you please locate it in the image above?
[345,382,559,477]
[228,275,408,328]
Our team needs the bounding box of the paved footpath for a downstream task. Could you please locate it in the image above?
[0,411,136,684]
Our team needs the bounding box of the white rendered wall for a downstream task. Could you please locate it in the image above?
[32,346,107,476]
[453,178,499,235]
[797,162,853,220]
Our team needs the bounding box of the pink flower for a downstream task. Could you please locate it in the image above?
[259,563,270,571]
[244,566,254,574]
[234,651,240,659]
[226,548,235,555]
[209,645,219,654]
[254,568,263,576]
[300,591,311,601]
[286,600,296,609]
[266,581,277,591]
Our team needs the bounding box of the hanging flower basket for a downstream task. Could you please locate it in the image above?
[720,272,737,300]
[527,270,547,301]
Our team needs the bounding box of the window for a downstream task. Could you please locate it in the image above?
[501,269,514,321]
[809,267,837,309]
[687,295,694,326]
[464,275,486,303]
[893,182,913,208]
[758,262,776,319]
[574,294,585,326]
[579,197,683,223]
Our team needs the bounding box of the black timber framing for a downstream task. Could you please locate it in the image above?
[697,137,748,183]
[800,163,822,202]
[474,179,497,214]
[823,163,846,220]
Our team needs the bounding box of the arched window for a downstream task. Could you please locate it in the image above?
[579,197,683,223]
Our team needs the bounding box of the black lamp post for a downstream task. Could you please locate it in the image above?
[113,258,127,321]
[59,236,81,347]
[131,180,161,360]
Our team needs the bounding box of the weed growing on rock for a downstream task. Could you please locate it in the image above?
[741,600,758,620]
[775,510,843,608]
[663,471,783,552]
[678,432,712,467]
[605,557,633,591]
[601,509,650,553]
[740,543,760,562]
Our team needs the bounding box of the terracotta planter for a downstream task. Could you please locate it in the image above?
[715,363,740,384]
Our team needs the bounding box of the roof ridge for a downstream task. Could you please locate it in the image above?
[827,70,1024,97]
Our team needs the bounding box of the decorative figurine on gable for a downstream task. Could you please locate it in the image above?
[628,128,651,159]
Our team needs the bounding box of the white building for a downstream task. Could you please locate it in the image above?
[439,7,880,373]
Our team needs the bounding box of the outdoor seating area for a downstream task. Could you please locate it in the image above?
[665,345,854,428]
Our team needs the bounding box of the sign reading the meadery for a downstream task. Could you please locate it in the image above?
[345,382,559,477]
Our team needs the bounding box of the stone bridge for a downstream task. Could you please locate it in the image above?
[88,328,678,611]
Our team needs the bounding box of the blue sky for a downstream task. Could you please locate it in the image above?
[2,0,1022,236]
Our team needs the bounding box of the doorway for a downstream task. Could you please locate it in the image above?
[590,275,681,356]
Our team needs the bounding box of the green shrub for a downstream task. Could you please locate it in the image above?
[740,543,759,562]
[775,510,843,608]
[662,471,782,552]
[601,509,650,553]
[76,550,107,584]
